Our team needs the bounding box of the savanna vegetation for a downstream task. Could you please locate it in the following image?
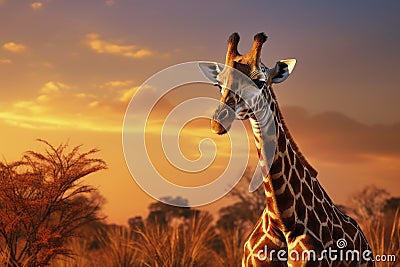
[0,142,398,266]
[0,140,106,266]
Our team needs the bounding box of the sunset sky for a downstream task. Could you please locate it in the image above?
[1,0,400,225]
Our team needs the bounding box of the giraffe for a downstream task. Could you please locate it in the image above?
[201,32,374,267]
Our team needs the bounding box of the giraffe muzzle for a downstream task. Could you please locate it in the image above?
[211,107,235,135]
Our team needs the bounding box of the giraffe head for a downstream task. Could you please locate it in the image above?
[201,32,296,134]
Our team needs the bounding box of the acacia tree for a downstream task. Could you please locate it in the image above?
[0,140,106,267]
[349,185,390,223]
[217,168,265,233]
[146,196,194,228]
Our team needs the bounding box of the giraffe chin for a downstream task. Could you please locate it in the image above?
[210,119,232,135]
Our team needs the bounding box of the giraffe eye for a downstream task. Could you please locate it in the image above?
[214,83,222,89]
[214,83,226,95]
[252,79,265,89]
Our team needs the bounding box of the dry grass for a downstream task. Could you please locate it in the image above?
[97,226,140,267]
[51,226,142,267]
[360,210,399,267]
[50,238,92,267]
[133,212,219,267]
[13,210,399,267]
[216,227,245,267]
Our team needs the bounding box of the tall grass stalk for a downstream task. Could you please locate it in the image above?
[50,238,92,267]
[134,213,219,267]
[97,226,141,267]
[361,209,399,267]
[216,227,245,267]
[51,226,141,267]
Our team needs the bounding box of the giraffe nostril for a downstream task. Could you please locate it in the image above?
[218,108,230,121]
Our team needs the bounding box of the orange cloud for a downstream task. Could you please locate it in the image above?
[97,80,139,102]
[12,100,47,114]
[0,58,11,64]
[40,81,69,94]
[31,2,43,10]
[118,87,139,102]
[2,42,27,53]
[101,80,133,88]
[105,0,115,6]
[85,33,152,59]
[0,79,150,132]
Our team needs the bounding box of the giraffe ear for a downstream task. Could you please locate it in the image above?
[198,62,224,85]
[271,59,296,83]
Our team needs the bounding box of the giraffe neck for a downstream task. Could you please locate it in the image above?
[249,87,320,232]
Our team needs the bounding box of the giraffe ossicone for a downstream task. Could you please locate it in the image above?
[203,32,374,267]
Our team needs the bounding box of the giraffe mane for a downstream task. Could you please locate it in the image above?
[269,88,318,178]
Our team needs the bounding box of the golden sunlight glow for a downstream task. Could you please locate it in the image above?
[0,111,121,132]
[0,80,137,133]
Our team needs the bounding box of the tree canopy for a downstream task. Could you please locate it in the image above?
[0,140,106,267]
